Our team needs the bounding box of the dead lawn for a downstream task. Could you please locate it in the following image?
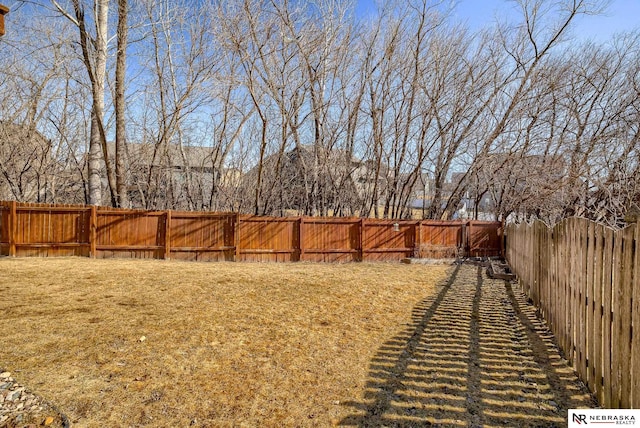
[0,258,449,427]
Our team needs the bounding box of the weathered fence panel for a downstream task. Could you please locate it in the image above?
[168,212,236,262]
[362,220,416,261]
[468,220,503,257]
[300,218,360,263]
[506,219,639,409]
[0,201,502,263]
[96,209,165,259]
[418,221,464,258]
[0,202,90,257]
[238,216,299,262]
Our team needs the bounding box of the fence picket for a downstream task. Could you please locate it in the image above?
[586,222,595,393]
[632,222,640,408]
[579,219,588,383]
[618,226,634,407]
[592,223,604,403]
[602,227,614,408]
[611,228,624,408]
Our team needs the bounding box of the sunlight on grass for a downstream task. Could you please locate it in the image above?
[0,258,448,427]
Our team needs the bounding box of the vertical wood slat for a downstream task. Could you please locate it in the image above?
[578,219,587,383]
[631,221,640,408]
[359,218,364,262]
[90,205,97,258]
[617,226,634,407]
[532,222,537,305]
[573,220,580,374]
[561,222,568,353]
[602,227,614,408]
[9,200,17,257]
[548,226,553,326]
[547,224,553,332]
[552,225,560,349]
[299,217,305,260]
[500,220,505,258]
[559,221,564,354]
[572,218,584,368]
[566,218,577,369]
[610,227,624,408]
[415,220,421,258]
[530,222,537,304]
[586,221,595,393]
[164,210,172,260]
[565,220,573,363]
[540,221,545,307]
[235,212,241,261]
[592,223,604,403]
[468,221,473,257]
[550,222,558,347]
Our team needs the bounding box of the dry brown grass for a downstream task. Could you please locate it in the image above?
[0,258,449,427]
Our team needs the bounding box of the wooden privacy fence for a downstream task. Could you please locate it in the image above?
[0,201,502,262]
[506,218,639,409]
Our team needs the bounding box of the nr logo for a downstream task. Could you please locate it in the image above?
[573,413,588,424]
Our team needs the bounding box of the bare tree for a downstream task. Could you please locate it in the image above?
[0,6,83,203]
[48,0,117,205]
[444,0,610,220]
[5,0,635,228]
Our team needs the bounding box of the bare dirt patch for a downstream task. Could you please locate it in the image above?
[0,258,449,427]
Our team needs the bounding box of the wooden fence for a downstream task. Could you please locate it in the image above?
[506,218,639,408]
[0,201,502,262]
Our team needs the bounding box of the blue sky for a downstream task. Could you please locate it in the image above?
[356,0,640,42]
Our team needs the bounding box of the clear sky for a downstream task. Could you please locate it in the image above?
[356,0,640,42]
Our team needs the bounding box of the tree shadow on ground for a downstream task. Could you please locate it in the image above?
[339,263,596,427]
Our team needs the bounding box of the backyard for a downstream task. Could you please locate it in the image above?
[0,258,595,427]
[1,258,450,427]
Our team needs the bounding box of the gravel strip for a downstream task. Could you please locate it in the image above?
[0,371,69,428]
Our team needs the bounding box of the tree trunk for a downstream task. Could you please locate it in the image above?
[72,0,116,206]
[115,0,129,207]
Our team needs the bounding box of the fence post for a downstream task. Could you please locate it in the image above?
[500,219,505,258]
[235,212,241,262]
[466,221,472,258]
[90,205,97,258]
[164,210,172,260]
[299,217,305,261]
[359,218,365,262]
[9,200,16,257]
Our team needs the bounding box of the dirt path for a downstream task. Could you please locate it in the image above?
[340,263,597,427]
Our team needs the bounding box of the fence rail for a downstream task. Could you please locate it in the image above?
[0,201,502,262]
[506,218,639,408]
